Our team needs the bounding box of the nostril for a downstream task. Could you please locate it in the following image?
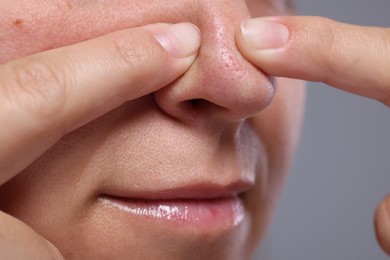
[182,98,229,120]
[182,99,211,116]
[189,99,203,107]
[187,99,222,113]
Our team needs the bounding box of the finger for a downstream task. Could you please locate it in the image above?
[0,22,200,184]
[375,194,390,256]
[0,211,64,259]
[236,16,390,105]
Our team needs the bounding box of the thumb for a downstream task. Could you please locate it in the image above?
[236,16,390,105]
[0,211,64,259]
[375,194,390,256]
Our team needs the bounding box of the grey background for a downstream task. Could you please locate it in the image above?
[254,0,390,259]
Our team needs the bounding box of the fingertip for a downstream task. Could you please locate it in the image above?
[145,22,201,59]
[235,17,292,78]
[239,18,290,50]
[44,239,65,260]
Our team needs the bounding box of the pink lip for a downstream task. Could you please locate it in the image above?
[98,182,251,228]
[98,196,244,227]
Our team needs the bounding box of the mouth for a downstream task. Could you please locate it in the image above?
[97,181,251,229]
[98,196,244,227]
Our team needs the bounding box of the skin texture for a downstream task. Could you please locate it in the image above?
[235,16,390,256]
[0,0,305,259]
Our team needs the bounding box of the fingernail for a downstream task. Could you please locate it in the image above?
[153,23,201,58]
[240,19,289,50]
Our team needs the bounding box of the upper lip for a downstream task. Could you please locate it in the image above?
[101,179,254,200]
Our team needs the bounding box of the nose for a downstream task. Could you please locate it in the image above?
[154,0,275,123]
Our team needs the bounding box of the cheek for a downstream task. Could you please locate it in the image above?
[244,78,305,250]
[273,77,306,152]
[0,0,156,63]
[0,0,68,63]
[0,0,192,63]
[0,0,289,64]
[256,77,305,157]
[251,77,306,191]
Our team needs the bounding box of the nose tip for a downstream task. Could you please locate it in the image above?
[154,3,275,123]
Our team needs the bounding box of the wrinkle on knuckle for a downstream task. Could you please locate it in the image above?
[110,34,147,75]
[314,18,345,75]
[4,59,67,131]
[107,32,163,85]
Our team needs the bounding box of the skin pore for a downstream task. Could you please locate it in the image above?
[0,0,305,259]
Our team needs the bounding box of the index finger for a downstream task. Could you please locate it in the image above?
[0,22,200,184]
[236,16,390,105]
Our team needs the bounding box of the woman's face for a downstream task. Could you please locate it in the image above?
[0,0,305,259]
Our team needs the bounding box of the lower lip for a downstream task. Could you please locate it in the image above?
[98,196,245,227]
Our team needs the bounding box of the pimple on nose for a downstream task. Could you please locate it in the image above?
[13,18,23,27]
[65,0,74,10]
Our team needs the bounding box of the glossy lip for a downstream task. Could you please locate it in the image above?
[98,181,252,228]
[98,196,245,227]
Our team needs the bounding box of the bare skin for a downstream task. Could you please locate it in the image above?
[0,22,200,259]
[4,2,388,258]
[0,1,305,259]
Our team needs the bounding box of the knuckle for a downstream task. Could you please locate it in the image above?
[314,18,345,74]
[107,31,163,84]
[3,59,67,130]
[309,18,354,85]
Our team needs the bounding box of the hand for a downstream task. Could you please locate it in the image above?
[235,16,390,255]
[0,22,200,258]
